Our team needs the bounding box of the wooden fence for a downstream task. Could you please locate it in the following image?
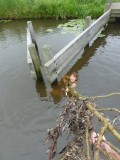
[27,7,116,84]
[42,10,111,83]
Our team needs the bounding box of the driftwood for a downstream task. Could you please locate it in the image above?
[45,85,120,160]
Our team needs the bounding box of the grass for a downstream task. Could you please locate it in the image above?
[0,0,119,20]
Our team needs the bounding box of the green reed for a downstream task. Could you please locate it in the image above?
[0,0,112,19]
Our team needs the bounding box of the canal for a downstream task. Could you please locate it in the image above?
[0,20,120,160]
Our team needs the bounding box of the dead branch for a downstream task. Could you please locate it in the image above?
[85,102,120,142]
[45,87,120,160]
[91,92,120,99]
[85,118,91,160]
[69,88,120,141]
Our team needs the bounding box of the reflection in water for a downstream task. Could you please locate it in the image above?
[36,77,65,103]
[35,80,53,102]
[36,81,48,98]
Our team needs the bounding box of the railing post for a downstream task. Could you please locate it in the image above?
[104,0,112,12]
[40,45,56,83]
[42,45,54,64]
[104,3,110,12]
[109,0,112,8]
[84,16,91,30]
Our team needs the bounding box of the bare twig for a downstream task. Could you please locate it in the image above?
[85,102,120,141]
[97,108,120,114]
[85,117,91,160]
[91,92,120,99]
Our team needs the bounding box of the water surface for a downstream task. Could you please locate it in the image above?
[0,20,120,160]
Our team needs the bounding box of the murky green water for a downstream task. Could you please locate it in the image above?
[0,20,120,160]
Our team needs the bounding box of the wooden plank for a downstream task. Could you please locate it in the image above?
[110,3,120,17]
[27,28,36,78]
[27,21,39,57]
[28,44,42,80]
[44,10,110,83]
[111,9,120,13]
[27,21,45,81]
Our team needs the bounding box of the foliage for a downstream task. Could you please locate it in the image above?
[0,0,111,19]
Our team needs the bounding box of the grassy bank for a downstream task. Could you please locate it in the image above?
[0,0,119,20]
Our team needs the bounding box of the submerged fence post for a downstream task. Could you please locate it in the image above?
[84,16,91,29]
[28,44,42,80]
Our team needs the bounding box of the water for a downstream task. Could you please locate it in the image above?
[0,20,120,160]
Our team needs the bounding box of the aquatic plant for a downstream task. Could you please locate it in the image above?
[57,19,85,36]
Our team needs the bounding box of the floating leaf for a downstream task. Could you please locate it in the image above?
[0,20,12,23]
[46,28,53,33]
[57,19,86,36]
